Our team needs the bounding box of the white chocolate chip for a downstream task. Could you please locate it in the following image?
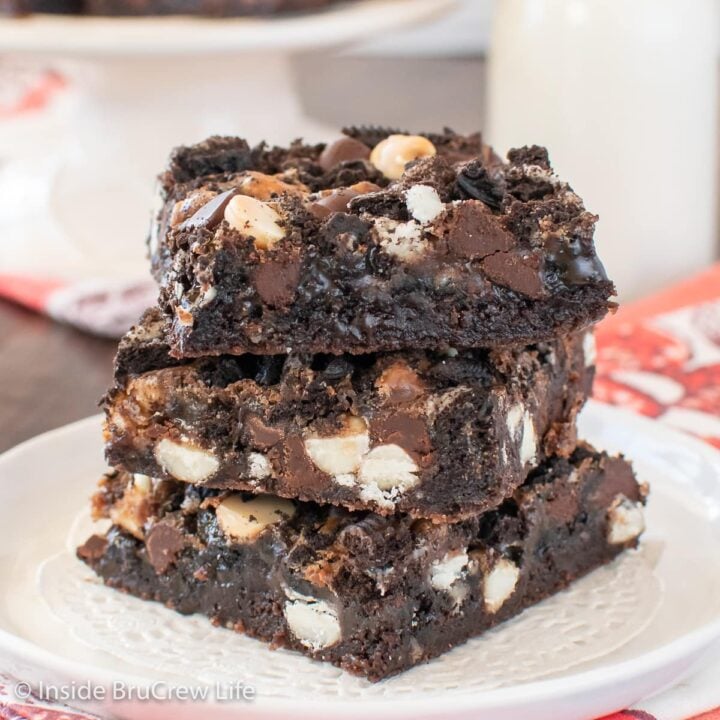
[583,331,597,367]
[216,494,295,543]
[483,558,520,613]
[369,134,437,180]
[247,452,271,480]
[607,495,645,545]
[358,444,419,493]
[223,194,285,250]
[506,402,538,466]
[430,551,469,591]
[304,426,370,476]
[405,185,444,224]
[132,473,152,494]
[154,438,219,483]
[374,217,428,261]
[284,588,341,650]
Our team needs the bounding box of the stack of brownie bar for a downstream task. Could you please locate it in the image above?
[78,127,648,681]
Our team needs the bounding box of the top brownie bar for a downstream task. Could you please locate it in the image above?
[152,127,615,357]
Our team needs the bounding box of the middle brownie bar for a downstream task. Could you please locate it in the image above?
[104,310,594,521]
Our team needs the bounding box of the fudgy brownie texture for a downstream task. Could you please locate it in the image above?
[78,445,647,681]
[1,0,342,14]
[151,128,615,358]
[105,309,595,521]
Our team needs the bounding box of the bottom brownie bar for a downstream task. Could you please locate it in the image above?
[78,444,647,681]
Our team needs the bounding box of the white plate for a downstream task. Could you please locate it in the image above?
[0,400,719,720]
[0,0,455,55]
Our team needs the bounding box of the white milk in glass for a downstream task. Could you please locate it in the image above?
[487,0,719,300]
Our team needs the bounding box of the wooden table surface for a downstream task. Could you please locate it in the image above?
[0,299,117,453]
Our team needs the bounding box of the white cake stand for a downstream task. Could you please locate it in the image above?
[0,0,455,283]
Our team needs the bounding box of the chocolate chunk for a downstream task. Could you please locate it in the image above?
[245,414,284,450]
[545,236,609,285]
[544,488,581,524]
[455,160,505,210]
[252,255,301,307]
[371,413,432,459]
[481,251,546,299]
[77,534,108,561]
[279,435,329,491]
[444,201,515,259]
[309,183,380,219]
[587,454,643,511]
[146,522,185,574]
[319,137,371,171]
[179,188,238,231]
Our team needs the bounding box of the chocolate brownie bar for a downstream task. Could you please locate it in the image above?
[104,310,595,521]
[78,445,646,681]
[151,128,614,358]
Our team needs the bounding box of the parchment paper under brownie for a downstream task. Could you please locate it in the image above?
[105,309,595,521]
[79,445,646,681]
[152,128,615,357]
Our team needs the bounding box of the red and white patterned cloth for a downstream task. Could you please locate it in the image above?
[595,264,720,450]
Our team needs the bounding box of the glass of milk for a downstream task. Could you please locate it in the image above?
[487,0,719,300]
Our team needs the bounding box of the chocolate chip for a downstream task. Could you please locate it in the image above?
[280,435,329,491]
[371,413,432,459]
[309,185,377,219]
[76,534,108,561]
[252,256,301,308]
[481,251,546,299]
[245,414,284,450]
[544,489,581,524]
[319,137,371,171]
[146,522,185,575]
[179,188,238,231]
[444,201,515,259]
[545,236,609,285]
